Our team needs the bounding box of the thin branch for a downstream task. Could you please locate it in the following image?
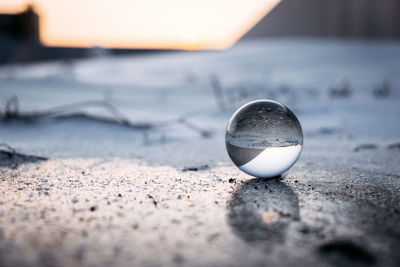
[0,143,48,160]
[210,74,226,111]
[0,96,213,138]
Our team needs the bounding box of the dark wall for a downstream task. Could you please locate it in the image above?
[244,0,400,39]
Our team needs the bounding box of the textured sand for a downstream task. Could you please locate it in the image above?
[1,39,400,267]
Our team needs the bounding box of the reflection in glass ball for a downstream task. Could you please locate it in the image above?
[225,99,303,178]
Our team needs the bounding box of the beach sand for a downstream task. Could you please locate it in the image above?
[0,39,399,267]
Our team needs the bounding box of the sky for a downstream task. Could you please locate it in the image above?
[0,0,280,49]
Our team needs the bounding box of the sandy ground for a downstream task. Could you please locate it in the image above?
[0,39,400,267]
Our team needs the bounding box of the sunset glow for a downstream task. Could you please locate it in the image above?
[0,0,280,49]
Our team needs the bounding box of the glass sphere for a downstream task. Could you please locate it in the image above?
[225,99,303,178]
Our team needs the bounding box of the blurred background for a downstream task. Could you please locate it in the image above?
[0,0,399,158]
[1,2,400,267]
[0,0,398,163]
[0,0,399,63]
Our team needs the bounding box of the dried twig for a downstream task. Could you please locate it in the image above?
[210,74,226,111]
[0,143,47,161]
[0,96,213,138]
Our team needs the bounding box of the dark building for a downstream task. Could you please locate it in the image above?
[244,0,400,39]
[0,5,43,63]
[0,5,39,43]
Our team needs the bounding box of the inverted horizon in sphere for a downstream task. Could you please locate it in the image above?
[225,99,303,178]
[239,145,302,178]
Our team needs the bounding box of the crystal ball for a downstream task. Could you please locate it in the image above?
[225,99,303,178]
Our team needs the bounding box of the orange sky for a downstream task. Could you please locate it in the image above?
[0,0,280,50]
